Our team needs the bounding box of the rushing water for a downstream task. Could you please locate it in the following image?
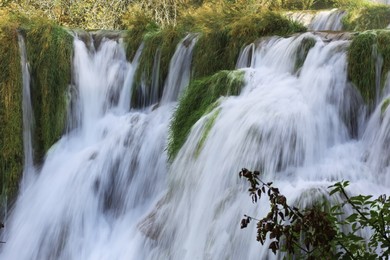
[286,9,345,31]
[1,30,390,259]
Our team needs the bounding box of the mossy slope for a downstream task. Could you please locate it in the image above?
[0,16,24,207]
[22,19,73,163]
[168,70,244,160]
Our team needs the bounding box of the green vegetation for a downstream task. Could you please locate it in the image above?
[348,30,390,106]
[168,70,244,160]
[381,98,390,116]
[195,107,221,157]
[131,26,184,107]
[22,18,73,164]
[175,3,306,78]
[343,4,390,31]
[0,11,72,209]
[240,169,390,259]
[0,11,24,207]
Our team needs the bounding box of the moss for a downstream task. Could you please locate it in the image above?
[168,70,245,160]
[343,5,390,31]
[0,14,24,207]
[348,31,390,106]
[192,11,306,79]
[381,98,390,116]
[21,19,73,163]
[130,26,184,108]
[195,108,221,157]
[294,36,316,73]
[347,31,376,106]
[377,31,390,88]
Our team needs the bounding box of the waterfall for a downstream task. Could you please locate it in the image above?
[18,34,35,190]
[286,9,345,31]
[140,33,385,259]
[2,30,390,259]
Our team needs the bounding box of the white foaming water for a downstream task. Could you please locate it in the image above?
[287,9,345,31]
[2,31,390,259]
[142,33,388,259]
[18,34,35,189]
[0,34,193,259]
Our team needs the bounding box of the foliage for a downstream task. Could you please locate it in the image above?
[194,107,220,157]
[21,18,73,164]
[240,168,390,259]
[348,30,390,107]
[190,9,306,78]
[0,12,72,212]
[168,70,244,160]
[0,11,24,208]
[130,25,184,108]
[1,0,132,29]
[343,4,390,31]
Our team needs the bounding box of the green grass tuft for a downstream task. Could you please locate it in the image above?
[168,70,245,160]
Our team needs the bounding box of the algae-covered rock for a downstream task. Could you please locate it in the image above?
[168,70,245,160]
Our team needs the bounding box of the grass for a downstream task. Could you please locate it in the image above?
[0,11,73,209]
[22,18,73,164]
[130,26,184,108]
[168,70,245,160]
[0,11,24,208]
[343,4,390,31]
[195,107,221,157]
[191,11,306,78]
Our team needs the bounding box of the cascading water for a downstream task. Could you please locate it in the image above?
[18,34,35,190]
[286,9,345,31]
[1,30,390,260]
[139,33,388,259]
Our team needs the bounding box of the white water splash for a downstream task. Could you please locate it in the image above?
[0,36,166,260]
[2,30,390,260]
[142,33,387,259]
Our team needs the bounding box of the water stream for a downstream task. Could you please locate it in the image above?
[1,30,390,259]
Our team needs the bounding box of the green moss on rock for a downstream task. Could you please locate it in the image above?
[348,30,390,106]
[130,26,184,108]
[22,19,73,163]
[195,108,221,157]
[0,21,24,207]
[348,31,376,106]
[381,98,390,116]
[168,70,245,160]
[192,11,306,79]
[295,36,316,73]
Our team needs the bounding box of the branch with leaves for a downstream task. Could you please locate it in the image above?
[239,168,390,259]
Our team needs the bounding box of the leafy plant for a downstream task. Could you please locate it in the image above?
[239,168,390,259]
